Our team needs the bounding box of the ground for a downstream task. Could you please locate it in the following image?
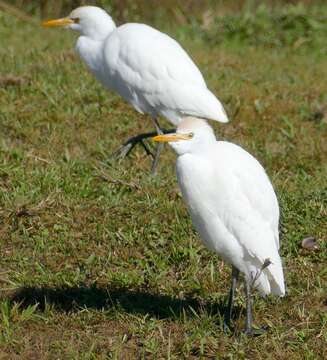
[0,4,326,359]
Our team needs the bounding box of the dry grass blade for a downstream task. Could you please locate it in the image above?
[0,75,29,88]
[93,166,141,190]
[0,1,38,25]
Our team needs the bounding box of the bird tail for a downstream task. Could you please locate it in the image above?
[200,88,229,123]
[254,255,285,297]
[176,85,229,124]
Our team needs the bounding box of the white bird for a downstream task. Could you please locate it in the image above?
[42,6,228,173]
[153,117,285,334]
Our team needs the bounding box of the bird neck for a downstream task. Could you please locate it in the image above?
[76,36,105,79]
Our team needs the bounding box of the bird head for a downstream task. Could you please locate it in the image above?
[42,6,116,40]
[153,117,217,155]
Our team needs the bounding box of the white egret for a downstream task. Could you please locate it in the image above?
[153,117,285,334]
[42,6,228,173]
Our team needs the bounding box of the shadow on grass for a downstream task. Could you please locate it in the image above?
[8,285,236,321]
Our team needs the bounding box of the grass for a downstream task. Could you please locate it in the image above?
[203,3,327,50]
[0,3,326,359]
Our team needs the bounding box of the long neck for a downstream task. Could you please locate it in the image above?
[76,37,105,83]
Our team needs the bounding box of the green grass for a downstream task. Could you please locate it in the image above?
[203,3,327,50]
[0,4,327,359]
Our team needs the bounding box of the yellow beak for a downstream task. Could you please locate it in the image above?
[152,133,191,142]
[42,18,74,27]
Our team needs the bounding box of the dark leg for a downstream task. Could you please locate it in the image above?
[151,118,164,175]
[244,277,253,335]
[223,266,239,333]
[110,128,174,161]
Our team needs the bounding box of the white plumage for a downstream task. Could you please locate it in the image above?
[43,6,228,128]
[153,117,285,333]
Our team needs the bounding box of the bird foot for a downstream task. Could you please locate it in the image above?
[108,128,175,174]
[109,134,154,160]
[223,322,233,335]
[243,325,269,337]
[110,139,152,161]
[109,128,175,161]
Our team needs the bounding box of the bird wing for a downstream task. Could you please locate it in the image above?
[214,142,280,252]
[220,180,284,295]
[102,23,228,123]
[211,143,284,294]
[231,148,280,250]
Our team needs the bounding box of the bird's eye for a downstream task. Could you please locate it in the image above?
[71,17,80,23]
[188,132,194,139]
